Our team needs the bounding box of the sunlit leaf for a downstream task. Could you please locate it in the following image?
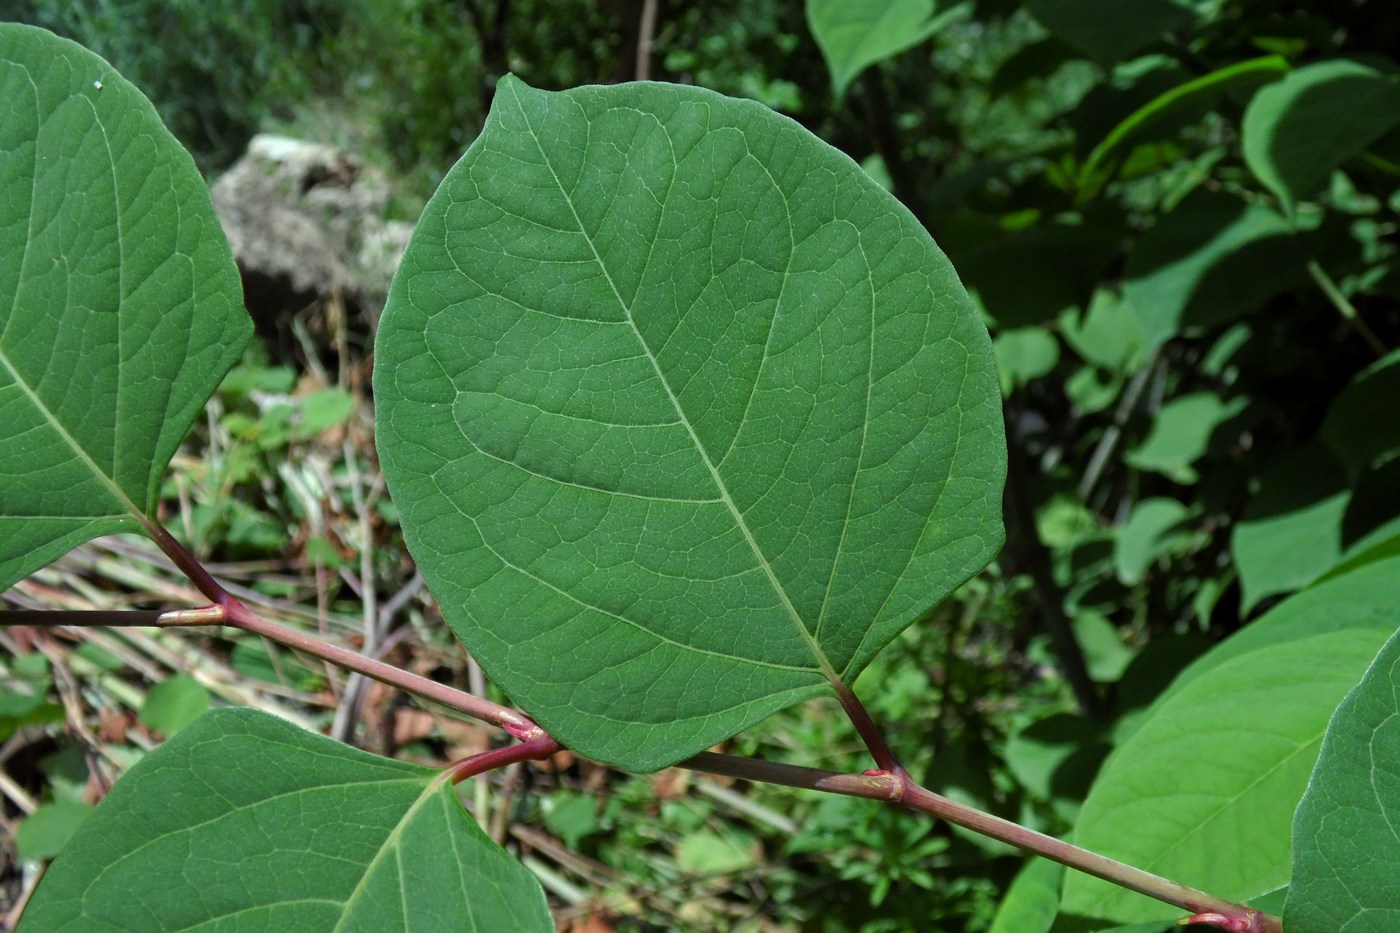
[1062,557,1400,925]
[375,75,1005,770]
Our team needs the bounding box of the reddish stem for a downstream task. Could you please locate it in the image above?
[146,522,544,740]
[137,518,1278,931]
[831,679,903,775]
[445,733,560,785]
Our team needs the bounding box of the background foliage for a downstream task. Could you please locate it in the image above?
[3,1,1400,931]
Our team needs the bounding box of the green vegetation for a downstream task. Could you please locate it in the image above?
[4,2,1400,931]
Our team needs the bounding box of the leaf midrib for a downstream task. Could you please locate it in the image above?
[507,80,841,686]
[0,344,147,526]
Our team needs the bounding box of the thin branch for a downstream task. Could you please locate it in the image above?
[635,0,657,81]
[144,523,546,741]
[444,733,560,785]
[1308,260,1387,358]
[682,752,1279,932]
[0,610,166,627]
[85,520,1276,930]
[831,680,903,774]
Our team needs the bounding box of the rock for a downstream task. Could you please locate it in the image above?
[211,134,412,356]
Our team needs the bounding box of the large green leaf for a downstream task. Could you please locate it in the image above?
[19,708,553,932]
[806,0,959,97]
[1231,443,1350,614]
[1122,190,1305,348]
[1243,60,1400,215]
[0,24,249,590]
[1287,626,1400,933]
[1061,557,1400,925]
[375,76,1005,770]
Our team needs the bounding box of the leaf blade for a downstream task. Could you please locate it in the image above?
[376,76,1004,770]
[1061,557,1400,925]
[1286,627,1400,933]
[0,24,249,589]
[19,708,552,933]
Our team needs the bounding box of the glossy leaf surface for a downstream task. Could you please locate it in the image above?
[376,75,1005,770]
[0,24,249,590]
[20,708,553,932]
[1062,557,1400,925]
[1287,627,1400,932]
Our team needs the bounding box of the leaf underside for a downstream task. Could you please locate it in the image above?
[375,75,1005,770]
[19,708,553,932]
[0,24,249,590]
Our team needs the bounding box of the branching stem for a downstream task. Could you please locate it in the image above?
[15,523,1278,931]
[684,752,1281,933]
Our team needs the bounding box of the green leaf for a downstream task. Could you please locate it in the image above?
[1125,391,1245,483]
[989,857,1062,933]
[675,830,758,876]
[1073,612,1136,683]
[0,24,250,590]
[375,76,1005,771]
[15,801,93,862]
[995,327,1060,395]
[1113,497,1191,585]
[805,0,959,97]
[1074,55,1288,199]
[1243,59,1400,216]
[138,673,211,736]
[1320,347,1400,474]
[1286,626,1400,932]
[1023,0,1194,64]
[1123,190,1305,349]
[1232,443,1350,614]
[20,707,552,932]
[1061,557,1400,925]
[1058,290,1143,373]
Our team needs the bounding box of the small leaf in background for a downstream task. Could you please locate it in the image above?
[1243,60,1400,216]
[1113,497,1192,585]
[995,327,1060,395]
[375,75,1005,770]
[1232,443,1350,614]
[1062,557,1400,925]
[0,693,64,743]
[675,830,758,876]
[1125,391,1246,483]
[1064,365,1123,414]
[1123,191,1305,348]
[543,792,600,849]
[19,708,553,932]
[805,0,953,97]
[139,674,211,736]
[1004,712,1109,817]
[291,386,356,440]
[1286,626,1400,932]
[1058,290,1143,373]
[1320,347,1400,474]
[0,24,249,590]
[1072,612,1136,683]
[15,801,94,862]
